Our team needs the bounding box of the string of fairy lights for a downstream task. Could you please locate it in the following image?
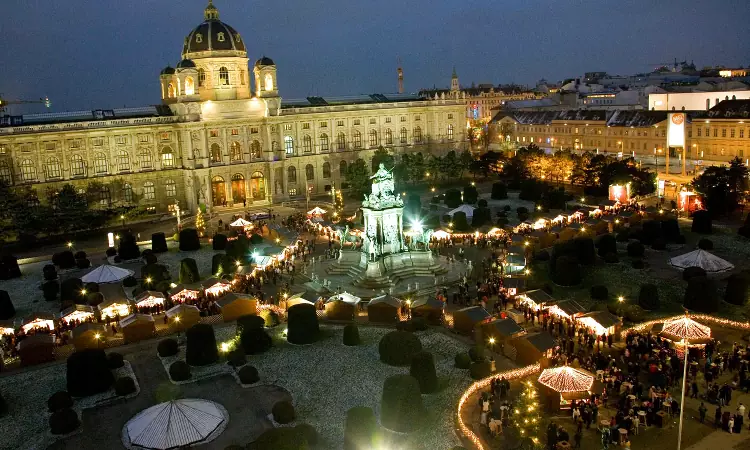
[537,366,594,393]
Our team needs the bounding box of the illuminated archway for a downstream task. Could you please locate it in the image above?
[184,77,195,95]
[250,171,265,200]
[231,173,246,203]
[211,176,226,206]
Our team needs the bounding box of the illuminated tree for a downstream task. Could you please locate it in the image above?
[510,380,543,449]
[195,209,205,236]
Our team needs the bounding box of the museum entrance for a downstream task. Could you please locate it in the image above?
[250,171,265,200]
[231,174,246,203]
[211,176,226,206]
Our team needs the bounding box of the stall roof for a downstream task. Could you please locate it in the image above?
[202,277,229,288]
[369,294,402,308]
[120,313,155,328]
[486,318,524,337]
[523,289,555,304]
[292,291,322,303]
[135,290,166,302]
[549,299,587,316]
[411,297,445,309]
[168,283,202,296]
[59,304,94,318]
[165,303,201,318]
[327,292,361,305]
[503,278,526,290]
[99,284,129,304]
[20,334,54,348]
[22,312,55,325]
[580,311,621,328]
[522,331,557,353]
[72,322,104,338]
[457,306,491,323]
[216,292,254,307]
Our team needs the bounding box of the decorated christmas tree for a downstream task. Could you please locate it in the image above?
[511,380,543,449]
[195,209,205,236]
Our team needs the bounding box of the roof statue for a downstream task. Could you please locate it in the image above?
[362,163,403,209]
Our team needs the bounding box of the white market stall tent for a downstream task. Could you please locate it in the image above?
[668,249,734,274]
[82,265,134,284]
[230,218,252,227]
[448,204,476,218]
[122,399,229,450]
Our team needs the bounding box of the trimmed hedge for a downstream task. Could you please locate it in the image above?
[552,255,582,286]
[591,285,609,301]
[142,250,158,265]
[52,251,76,270]
[272,401,296,424]
[344,407,377,450]
[49,408,80,435]
[616,230,630,242]
[118,232,141,260]
[211,254,233,276]
[240,327,272,355]
[0,290,16,320]
[42,280,60,302]
[151,232,168,253]
[259,309,280,327]
[463,185,479,204]
[66,349,114,397]
[627,241,645,258]
[236,314,265,335]
[597,235,617,258]
[343,324,360,346]
[410,351,438,393]
[444,189,462,208]
[378,331,423,366]
[573,237,596,265]
[287,304,320,345]
[179,228,201,251]
[179,258,200,284]
[470,360,492,380]
[724,274,749,306]
[651,238,666,250]
[691,210,712,234]
[294,424,318,446]
[185,324,219,366]
[0,392,7,417]
[169,361,191,381]
[455,352,472,369]
[684,276,718,313]
[698,238,713,250]
[380,374,424,432]
[60,278,84,304]
[661,218,680,241]
[0,255,21,279]
[638,284,660,310]
[632,260,645,269]
[105,247,117,257]
[107,352,124,369]
[603,252,619,263]
[683,266,707,281]
[452,211,470,232]
[157,338,179,357]
[114,376,137,396]
[123,276,138,287]
[534,249,550,261]
[238,365,259,384]
[248,427,307,450]
[226,348,246,367]
[468,346,485,362]
[48,391,73,412]
[213,234,228,250]
[491,182,508,200]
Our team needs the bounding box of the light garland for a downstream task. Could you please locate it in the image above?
[620,313,750,340]
[661,316,711,341]
[537,366,594,393]
[457,364,540,450]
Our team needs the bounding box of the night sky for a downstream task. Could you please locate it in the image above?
[1,0,748,113]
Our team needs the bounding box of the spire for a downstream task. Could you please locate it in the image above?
[452,66,457,79]
[204,0,219,20]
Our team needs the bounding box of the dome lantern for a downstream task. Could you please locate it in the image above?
[204,0,219,20]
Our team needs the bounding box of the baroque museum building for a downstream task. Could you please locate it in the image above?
[0,1,465,214]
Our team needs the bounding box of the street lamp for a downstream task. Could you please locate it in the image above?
[120,214,126,229]
[67,242,73,249]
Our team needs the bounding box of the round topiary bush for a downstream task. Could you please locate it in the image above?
[178,258,200,284]
[75,258,90,269]
[226,348,246,367]
[691,210,712,234]
[118,232,141,260]
[52,251,77,270]
[410,351,438,393]
[169,361,191,381]
[240,326,272,355]
[378,331,423,366]
[259,309,280,327]
[724,274,749,306]
[616,230,630,242]
[287,303,320,345]
[684,276,718,313]
[49,408,79,435]
[470,360,492,380]
[238,365,259,384]
[698,238,713,250]
[683,266,707,281]
[627,241,645,258]
[213,234,228,251]
[452,211,470,232]
[294,424,318,446]
[455,352,472,369]
[344,407,377,450]
[468,346,485,362]
[380,374,424,433]
[179,228,201,251]
[272,400,296,424]
[42,264,57,281]
[42,280,60,301]
[491,182,508,200]
[114,376,137,396]
[412,317,427,331]
[122,275,137,288]
[573,237,596,266]
[185,324,218,366]
[66,349,115,397]
[74,250,86,260]
[157,338,179,357]
[651,238,667,250]
[533,249,550,261]
[590,285,609,301]
[552,255,582,286]
[47,391,73,412]
[638,284,660,310]
[603,252,619,263]
[597,235,617,258]
[632,260,645,269]
[0,290,15,320]
[343,324,360,346]
[142,250,158,265]
[107,352,124,369]
[236,313,265,335]
[105,247,117,257]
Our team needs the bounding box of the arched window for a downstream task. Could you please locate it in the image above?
[139,149,153,169]
[339,160,348,178]
[198,68,206,87]
[336,132,346,150]
[70,155,85,177]
[230,141,242,162]
[284,136,294,155]
[0,161,12,184]
[369,130,378,147]
[264,73,274,91]
[45,156,62,179]
[447,124,454,141]
[116,150,130,172]
[353,130,362,149]
[143,181,155,200]
[303,135,312,153]
[239,69,245,85]
[93,153,108,174]
[400,127,408,143]
[210,143,222,163]
[413,126,422,143]
[219,67,229,86]
[185,77,195,95]
[251,140,261,159]
[319,133,329,152]
[161,147,174,168]
[123,183,133,203]
[287,166,297,183]
[322,162,331,178]
[167,83,176,98]
[385,129,393,145]
[305,164,315,181]
[164,179,176,197]
[98,185,111,207]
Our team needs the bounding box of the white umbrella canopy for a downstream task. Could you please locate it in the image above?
[122,399,228,450]
[230,218,252,227]
[448,204,476,218]
[307,206,327,215]
[668,249,734,273]
[81,265,134,284]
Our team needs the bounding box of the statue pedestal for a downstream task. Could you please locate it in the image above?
[327,249,449,290]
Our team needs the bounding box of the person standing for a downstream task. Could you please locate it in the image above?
[574,429,582,449]
[692,380,699,399]
[699,402,707,423]
[715,405,723,428]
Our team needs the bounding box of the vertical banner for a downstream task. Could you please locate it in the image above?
[668,113,685,147]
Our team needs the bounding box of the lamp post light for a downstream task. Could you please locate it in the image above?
[67,242,73,249]
[120,214,126,229]
[94,333,101,349]
[617,296,625,316]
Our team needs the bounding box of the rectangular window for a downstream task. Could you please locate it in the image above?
[250,127,259,134]
[283,124,292,131]
[337,120,344,127]
[385,117,391,123]
[697,128,701,137]
[448,114,453,120]
[353,119,360,126]
[741,130,745,138]
[661,130,666,137]
[210,130,219,137]
[714,128,718,137]
[138,135,149,143]
[400,116,406,122]
[92,138,104,146]
[319,122,327,128]
[0,144,7,154]
[143,184,155,200]
[44,142,56,151]
[302,123,310,130]
[288,188,297,196]
[115,136,127,145]
[68,139,81,148]
[722,129,727,138]
[414,116,421,121]
[730,129,735,138]
[231,129,239,136]
[369,118,376,125]
[688,130,692,138]
[575,128,579,134]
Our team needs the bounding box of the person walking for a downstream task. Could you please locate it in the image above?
[574,429,582,449]
[699,402,707,423]
[691,380,699,399]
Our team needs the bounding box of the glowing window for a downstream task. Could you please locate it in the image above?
[219,67,229,86]
[167,83,176,98]
[161,148,174,168]
[264,73,274,91]
[93,153,108,174]
[284,136,294,154]
[198,69,206,87]
[230,141,242,161]
[184,77,195,95]
[251,140,261,158]
[143,181,155,200]
[116,151,131,172]
[400,127,408,143]
[123,183,133,202]
[45,157,62,179]
[447,124,454,141]
[164,179,176,197]
[70,155,85,176]
[210,143,222,163]
[413,127,422,143]
[139,150,153,169]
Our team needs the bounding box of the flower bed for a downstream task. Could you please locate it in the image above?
[158,349,232,385]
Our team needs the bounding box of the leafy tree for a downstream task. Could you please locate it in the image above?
[346,159,371,198]
[692,161,747,217]
[458,150,473,179]
[371,146,395,173]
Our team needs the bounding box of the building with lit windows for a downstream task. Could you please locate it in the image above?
[490,99,750,171]
[0,1,465,214]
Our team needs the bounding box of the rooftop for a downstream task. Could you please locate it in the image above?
[281,93,426,108]
[0,105,173,128]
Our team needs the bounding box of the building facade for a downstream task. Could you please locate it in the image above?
[0,1,465,214]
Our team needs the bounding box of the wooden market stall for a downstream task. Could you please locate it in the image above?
[502,277,526,297]
[20,313,55,334]
[530,229,557,249]
[506,331,556,366]
[324,292,361,321]
[165,303,201,332]
[286,292,320,310]
[481,317,525,344]
[546,299,586,319]
[133,291,166,310]
[0,320,15,336]
[367,294,402,324]
[453,306,492,335]
[98,284,131,319]
[120,314,156,344]
[578,311,622,338]
[202,277,233,297]
[410,297,444,325]
[71,322,105,350]
[59,305,95,327]
[19,334,55,367]
[516,289,555,311]
[216,292,257,322]
[538,366,597,411]
[168,283,202,303]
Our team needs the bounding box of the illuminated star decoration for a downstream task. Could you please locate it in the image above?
[660,316,711,345]
[537,366,594,393]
